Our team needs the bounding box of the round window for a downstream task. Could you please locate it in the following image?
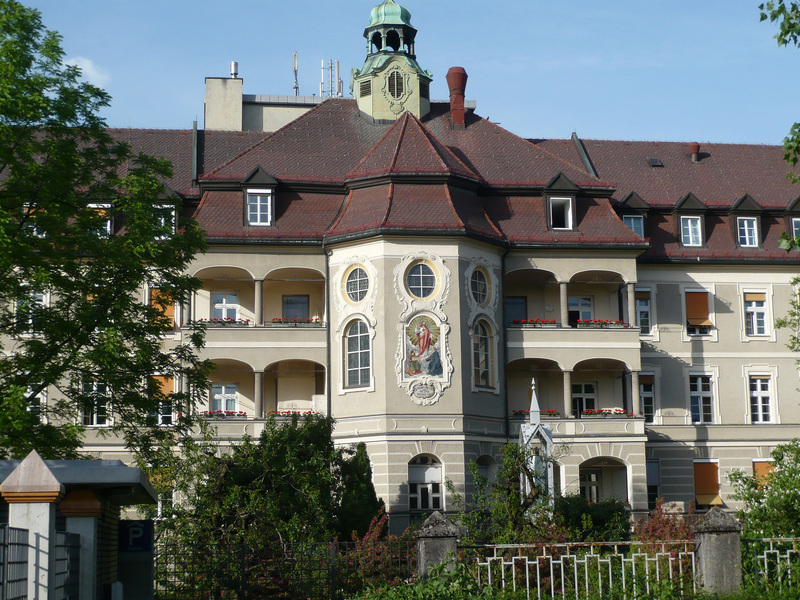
[345,267,369,302]
[406,263,436,299]
[470,269,488,304]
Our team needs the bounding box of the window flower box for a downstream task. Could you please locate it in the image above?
[199,318,251,327]
[511,319,558,328]
[581,408,629,418]
[201,410,247,420]
[270,318,323,328]
[576,320,630,329]
[511,408,561,418]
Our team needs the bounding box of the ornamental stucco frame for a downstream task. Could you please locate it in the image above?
[393,253,453,405]
[332,256,378,333]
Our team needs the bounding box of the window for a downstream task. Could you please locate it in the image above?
[155,205,176,240]
[504,296,527,324]
[737,217,758,247]
[623,215,644,237]
[246,189,273,226]
[408,455,442,511]
[149,375,174,426]
[568,296,593,327]
[693,461,722,507]
[211,383,237,412]
[25,386,44,419]
[680,216,702,247]
[82,381,109,426]
[473,321,492,388]
[346,268,369,302]
[470,269,488,304]
[406,263,436,299]
[792,217,800,239]
[749,376,772,423]
[635,290,651,334]
[211,293,239,320]
[640,374,655,423]
[685,291,711,335]
[572,383,596,417]
[689,374,713,424]
[646,461,660,511]
[149,288,175,331]
[88,203,112,237]
[388,71,404,99]
[580,469,600,503]
[359,80,371,98]
[550,197,573,230]
[345,320,371,388]
[283,295,309,320]
[744,292,767,336]
[17,288,45,333]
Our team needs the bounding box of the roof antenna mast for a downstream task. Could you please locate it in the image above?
[292,52,299,96]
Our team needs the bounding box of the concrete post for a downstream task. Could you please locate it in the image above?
[630,371,640,416]
[254,279,263,326]
[415,511,460,579]
[0,450,65,600]
[627,283,637,326]
[254,371,264,418]
[693,507,742,594]
[562,370,572,417]
[559,282,569,327]
[60,488,103,600]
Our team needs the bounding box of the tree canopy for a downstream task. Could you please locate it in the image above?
[0,0,208,459]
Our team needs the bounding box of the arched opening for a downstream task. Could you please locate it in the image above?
[207,358,254,415]
[579,457,628,503]
[263,360,325,413]
[568,270,627,327]
[503,268,559,326]
[408,455,442,512]
[264,267,326,325]
[194,266,255,324]
[371,32,383,52]
[385,30,401,52]
[506,358,564,416]
[572,358,633,417]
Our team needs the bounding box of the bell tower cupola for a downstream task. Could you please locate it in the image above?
[351,0,433,122]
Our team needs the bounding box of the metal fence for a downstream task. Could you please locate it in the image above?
[53,531,80,600]
[0,526,28,600]
[155,537,415,600]
[742,537,800,591]
[463,540,697,600]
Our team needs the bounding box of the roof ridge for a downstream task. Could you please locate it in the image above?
[443,184,465,230]
[411,112,481,179]
[328,189,354,232]
[347,114,407,177]
[380,182,394,228]
[389,115,410,173]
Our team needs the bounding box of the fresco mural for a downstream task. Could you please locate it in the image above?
[404,315,444,377]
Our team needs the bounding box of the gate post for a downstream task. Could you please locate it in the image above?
[692,507,742,594]
[414,511,460,579]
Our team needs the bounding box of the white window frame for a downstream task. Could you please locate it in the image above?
[408,455,443,512]
[155,204,177,240]
[737,216,758,247]
[681,286,718,343]
[344,319,371,389]
[17,287,46,334]
[748,375,772,424]
[639,373,656,424]
[572,382,597,416]
[635,289,652,335]
[246,189,273,226]
[568,296,593,326]
[345,267,369,303]
[470,269,489,305]
[549,197,573,230]
[82,381,110,427]
[88,203,113,237]
[150,375,175,426]
[25,386,45,420]
[689,373,714,424]
[406,263,437,299]
[680,216,702,247]
[792,217,800,239]
[646,460,660,511]
[211,383,237,412]
[211,292,240,321]
[471,320,496,391]
[744,298,768,337]
[623,214,644,237]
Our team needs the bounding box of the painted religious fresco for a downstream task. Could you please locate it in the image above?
[404,315,444,378]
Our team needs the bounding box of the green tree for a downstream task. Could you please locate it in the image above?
[0,0,208,459]
[728,438,800,537]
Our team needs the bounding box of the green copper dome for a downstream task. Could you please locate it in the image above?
[368,0,412,27]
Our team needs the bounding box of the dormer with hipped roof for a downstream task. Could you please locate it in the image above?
[351,0,433,122]
[674,192,707,248]
[729,193,763,248]
[544,173,580,231]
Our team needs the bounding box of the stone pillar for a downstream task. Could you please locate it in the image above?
[254,371,264,418]
[60,489,103,600]
[630,371,640,416]
[254,279,263,326]
[415,511,460,579]
[0,450,65,600]
[562,370,572,417]
[627,283,637,326]
[559,282,569,327]
[693,507,742,594]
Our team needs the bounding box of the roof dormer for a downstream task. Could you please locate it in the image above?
[674,193,707,248]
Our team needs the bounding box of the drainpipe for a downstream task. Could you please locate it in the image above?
[501,248,510,441]
[323,241,332,418]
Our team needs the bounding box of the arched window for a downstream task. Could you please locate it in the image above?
[408,455,442,511]
[388,71,404,99]
[345,320,371,387]
[473,320,493,388]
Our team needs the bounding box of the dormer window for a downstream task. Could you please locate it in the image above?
[550,197,573,230]
[737,217,758,247]
[246,189,273,226]
[156,204,177,240]
[88,203,112,237]
[680,216,702,247]
[623,215,644,237]
[792,217,800,239]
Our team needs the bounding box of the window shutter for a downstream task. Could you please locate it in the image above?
[150,288,175,323]
[635,291,651,300]
[743,292,766,302]
[639,374,655,385]
[753,461,774,485]
[152,375,173,396]
[694,462,722,506]
[685,291,712,326]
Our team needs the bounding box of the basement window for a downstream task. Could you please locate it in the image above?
[549,197,573,230]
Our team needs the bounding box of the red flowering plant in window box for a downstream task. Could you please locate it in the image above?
[511,318,558,327]
[201,410,247,419]
[576,319,629,329]
[270,317,322,326]
[511,408,561,417]
[198,318,251,327]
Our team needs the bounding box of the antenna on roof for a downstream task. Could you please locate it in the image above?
[230,61,238,79]
[292,52,299,96]
[319,59,344,98]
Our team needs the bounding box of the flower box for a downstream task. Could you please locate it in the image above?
[511,319,558,328]
[270,318,323,328]
[581,408,629,418]
[201,410,247,420]
[200,318,251,327]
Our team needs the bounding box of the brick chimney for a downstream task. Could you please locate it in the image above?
[690,141,700,163]
[446,67,468,129]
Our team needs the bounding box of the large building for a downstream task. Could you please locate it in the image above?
[81,0,799,530]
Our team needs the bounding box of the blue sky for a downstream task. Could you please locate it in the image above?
[24,1,800,144]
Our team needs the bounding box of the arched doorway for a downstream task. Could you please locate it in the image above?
[579,457,628,503]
